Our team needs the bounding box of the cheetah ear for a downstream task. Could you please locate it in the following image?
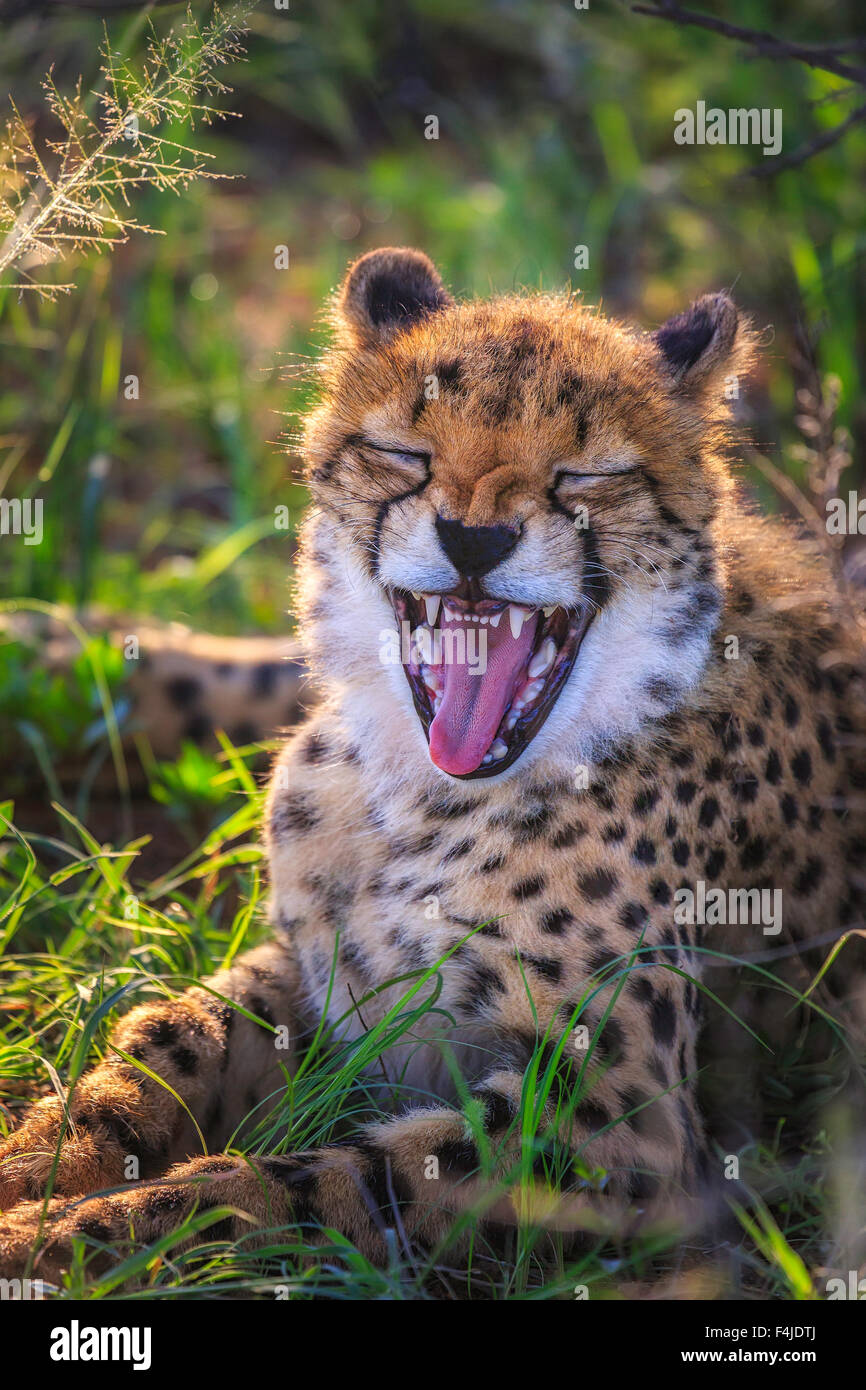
[653,292,741,391]
[335,247,452,346]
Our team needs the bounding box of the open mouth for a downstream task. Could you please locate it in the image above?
[391,588,593,778]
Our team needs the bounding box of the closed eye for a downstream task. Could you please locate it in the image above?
[359,438,431,470]
[554,466,637,485]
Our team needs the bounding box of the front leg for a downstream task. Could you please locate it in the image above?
[1,1054,699,1281]
[0,938,302,1210]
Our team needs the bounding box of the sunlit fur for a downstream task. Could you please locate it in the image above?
[300,260,757,787]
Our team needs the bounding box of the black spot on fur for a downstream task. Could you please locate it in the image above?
[443,838,474,863]
[462,964,507,1011]
[551,822,585,849]
[791,749,812,785]
[435,1137,480,1175]
[765,749,782,784]
[619,901,648,931]
[780,793,799,825]
[732,771,759,804]
[650,993,677,1047]
[270,794,320,838]
[481,853,505,873]
[632,836,657,866]
[512,875,546,899]
[165,676,200,709]
[146,1018,178,1048]
[302,731,331,764]
[816,717,836,763]
[171,1046,198,1075]
[184,714,212,744]
[578,868,618,901]
[578,1100,611,1131]
[472,1087,517,1134]
[252,663,280,699]
[795,857,824,894]
[650,878,671,904]
[633,787,660,816]
[739,836,767,871]
[520,952,562,984]
[249,994,276,1028]
[540,907,574,935]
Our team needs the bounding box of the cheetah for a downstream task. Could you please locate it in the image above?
[2,247,864,1282]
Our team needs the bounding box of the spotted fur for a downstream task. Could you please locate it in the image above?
[2,249,864,1282]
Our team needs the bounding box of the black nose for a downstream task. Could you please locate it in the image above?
[435,516,521,578]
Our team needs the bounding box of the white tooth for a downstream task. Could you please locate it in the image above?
[433,693,442,714]
[482,753,493,765]
[505,710,520,730]
[425,669,443,695]
[424,594,441,625]
[543,605,556,617]
[490,739,508,760]
[488,611,502,628]
[411,591,423,601]
[521,678,546,704]
[509,604,531,639]
[528,637,557,679]
[479,615,489,624]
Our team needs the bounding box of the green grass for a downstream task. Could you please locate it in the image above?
[0,744,861,1300]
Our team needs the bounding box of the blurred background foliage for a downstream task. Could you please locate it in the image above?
[0,0,864,637]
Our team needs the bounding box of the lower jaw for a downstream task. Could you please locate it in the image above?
[393,592,593,779]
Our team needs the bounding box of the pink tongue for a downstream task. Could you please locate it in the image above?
[428,609,537,775]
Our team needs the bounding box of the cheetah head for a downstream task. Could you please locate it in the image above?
[302,248,752,781]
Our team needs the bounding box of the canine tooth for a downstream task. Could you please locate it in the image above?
[508,604,531,639]
[528,637,557,679]
[424,594,441,625]
[488,611,502,628]
[490,739,508,760]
